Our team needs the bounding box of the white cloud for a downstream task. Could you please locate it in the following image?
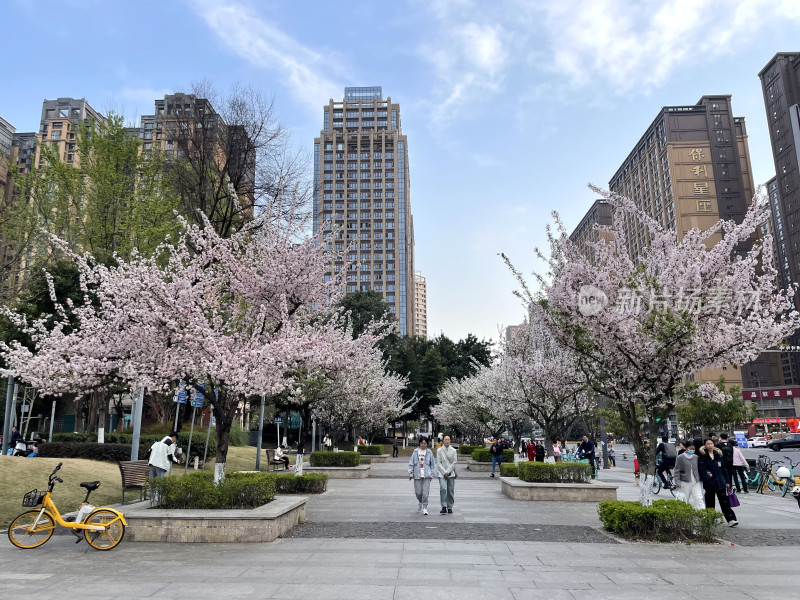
[536,0,800,92]
[417,0,800,122]
[417,1,510,125]
[189,0,340,111]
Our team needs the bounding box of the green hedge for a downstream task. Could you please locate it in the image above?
[471,448,514,463]
[39,442,143,462]
[309,451,361,467]
[146,472,276,509]
[360,457,372,465]
[458,445,480,455]
[357,445,384,455]
[598,500,723,542]
[47,432,217,460]
[238,472,328,495]
[500,463,519,478]
[518,461,592,483]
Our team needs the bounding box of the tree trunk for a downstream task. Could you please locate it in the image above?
[210,391,236,485]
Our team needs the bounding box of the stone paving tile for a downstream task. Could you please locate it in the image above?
[394,585,515,600]
[271,583,395,600]
[509,589,577,600]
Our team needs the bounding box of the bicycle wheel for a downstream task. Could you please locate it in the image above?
[668,479,677,497]
[7,510,56,549]
[652,476,662,495]
[782,479,792,497]
[83,509,125,550]
[766,477,778,493]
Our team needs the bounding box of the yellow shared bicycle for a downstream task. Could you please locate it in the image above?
[7,462,126,550]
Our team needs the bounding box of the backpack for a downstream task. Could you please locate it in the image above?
[663,442,677,459]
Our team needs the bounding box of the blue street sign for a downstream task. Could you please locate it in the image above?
[192,389,204,408]
[273,417,283,424]
[174,380,187,404]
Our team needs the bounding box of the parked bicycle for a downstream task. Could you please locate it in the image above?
[7,462,126,550]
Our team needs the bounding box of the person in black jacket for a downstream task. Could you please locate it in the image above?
[656,435,677,488]
[489,440,503,478]
[697,439,738,527]
[534,442,545,462]
[578,435,596,478]
[716,433,735,485]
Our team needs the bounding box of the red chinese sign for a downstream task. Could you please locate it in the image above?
[752,418,785,423]
[742,387,800,399]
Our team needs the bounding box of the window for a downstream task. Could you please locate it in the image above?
[51,130,62,139]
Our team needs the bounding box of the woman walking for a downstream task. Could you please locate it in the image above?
[436,435,457,514]
[698,438,739,527]
[731,442,749,493]
[408,437,436,515]
[552,441,562,463]
[674,440,705,510]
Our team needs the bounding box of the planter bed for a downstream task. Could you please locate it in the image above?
[501,476,618,502]
[303,464,371,479]
[120,495,306,543]
[467,460,494,472]
[366,454,391,463]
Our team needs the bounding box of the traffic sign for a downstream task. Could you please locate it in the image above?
[174,380,187,404]
[192,389,204,408]
[273,417,283,424]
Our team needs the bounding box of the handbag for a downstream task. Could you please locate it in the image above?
[727,488,740,508]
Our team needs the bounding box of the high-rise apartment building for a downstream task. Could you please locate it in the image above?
[609,95,754,254]
[313,86,415,336]
[572,95,756,389]
[0,116,16,211]
[568,198,613,260]
[414,270,427,339]
[35,98,105,169]
[758,53,800,387]
[137,93,256,216]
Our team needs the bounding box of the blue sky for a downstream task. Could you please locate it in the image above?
[4,0,800,344]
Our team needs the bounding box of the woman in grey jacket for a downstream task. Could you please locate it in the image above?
[673,440,704,510]
[408,437,437,515]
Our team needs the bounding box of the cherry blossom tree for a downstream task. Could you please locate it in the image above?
[507,185,800,503]
[433,362,527,446]
[1,207,401,482]
[502,303,591,448]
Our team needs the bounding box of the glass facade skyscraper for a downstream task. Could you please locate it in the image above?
[313,87,415,335]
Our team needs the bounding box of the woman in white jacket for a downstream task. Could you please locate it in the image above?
[408,437,436,515]
[673,440,705,510]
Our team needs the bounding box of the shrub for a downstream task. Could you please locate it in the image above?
[309,451,361,467]
[500,463,518,478]
[39,442,141,462]
[360,457,372,465]
[458,445,479,455]
[228,422,251,447]
[598,500,724,543]
[357,445,384,455]
[471,448,514,463]
[147,472,276,509]
[38,432,218,463]
[518,461,592,483]
[267,473,328,494]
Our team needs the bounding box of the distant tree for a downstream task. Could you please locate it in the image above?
[336,290,392,339]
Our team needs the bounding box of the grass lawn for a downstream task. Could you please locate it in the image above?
[0,445,294,529]
[0,456,122,530]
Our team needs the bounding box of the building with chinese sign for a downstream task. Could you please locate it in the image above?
[568,198,613,261]
[741,386,800,427]
[608,95,754,253]
[571,95,756,389]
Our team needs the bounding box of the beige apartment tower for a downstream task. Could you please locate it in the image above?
[414,270,428,339]
[313,87,415,335]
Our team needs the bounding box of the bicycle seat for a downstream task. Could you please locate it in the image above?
[80,481,101,491]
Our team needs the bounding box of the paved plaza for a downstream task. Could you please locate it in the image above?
[1,456,799,600]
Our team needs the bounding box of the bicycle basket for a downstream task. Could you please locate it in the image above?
[22,489,44,507]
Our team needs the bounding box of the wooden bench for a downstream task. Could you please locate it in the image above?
[119,460,150,503]
[265,449,287,472]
